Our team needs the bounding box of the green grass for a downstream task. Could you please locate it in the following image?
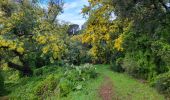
[96,65,165,100]
[2,65,165,100]
[63,65,165,100]
[61,73,103,100]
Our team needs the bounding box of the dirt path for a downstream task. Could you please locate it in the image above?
[0,96,9,100]
[99,76,118,100]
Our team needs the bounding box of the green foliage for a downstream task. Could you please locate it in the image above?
[58,64,97,96]
[7,64,97,99]
[110,57,124,72]
[65,64,97,81]
[34,75,60,99]
[121,29,170,80]
[96,65,165,100]
[1,0,170,98]
[65,35,91,65]
[151,72,170,98]
[151,40,170,73]
[82,0,170,96]
[33,65,59,76]
[121,51,157,79]
[1,66,20,83]
[0,0,68,75]
[59,78,73,96]
[0,70,4,96]
[82,0,123,63]
[63,65,165,100]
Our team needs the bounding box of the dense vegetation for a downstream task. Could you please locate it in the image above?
[82,0,170,97]
[0,0,170,99]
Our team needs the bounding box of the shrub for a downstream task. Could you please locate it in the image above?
[151,41,170,74]
[65,64,97,80]
[81,63,98,79]
[34,75,60,99]
[33,65,59,76]
[65,37,91,65]
[58,78,73,96]
[110,57,124,72]
[32,64,97,98]
[151,72,170,97]
[8,64,97,99]
[121,51,157,79]
[58,64,97,96]
[33,64,97,98]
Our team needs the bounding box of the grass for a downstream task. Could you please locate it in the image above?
[1,64,165,100]
[62,72,103,100]
[63,64,165,100]
[96,65,165,100]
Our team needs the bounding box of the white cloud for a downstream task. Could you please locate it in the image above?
[63,2,78,10]
[167,3,170,7]
[58,12,85,26]
[39,3,48,9]
[38,0,88,26]
[63,0,88,11]
[58,0,89,26]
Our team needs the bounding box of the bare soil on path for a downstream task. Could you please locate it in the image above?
[99,76,119,100]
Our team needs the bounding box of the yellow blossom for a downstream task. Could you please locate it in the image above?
[114,34,124,51]
[16,47,24,54]
[42,46,49,54]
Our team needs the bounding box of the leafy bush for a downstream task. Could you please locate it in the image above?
[1,65,20,84]
[58,64,97,96]
[151,72,170,97]
[65,36,91,65]
[8,64,97,99]
[151,41,170,74]
[65,64,97,80]
[121,51,157,79]
[33,65,59,76]
[34,75,60,99]
[110,57,124,72]
[59,78,73,96]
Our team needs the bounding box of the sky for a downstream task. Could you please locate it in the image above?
[58,0,88,26]
[40,0,89,26]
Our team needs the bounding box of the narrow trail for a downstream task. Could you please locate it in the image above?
[99,76,118,100]
[64,65,165,100]
[96,65,165,100]
[0,96,8,100]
